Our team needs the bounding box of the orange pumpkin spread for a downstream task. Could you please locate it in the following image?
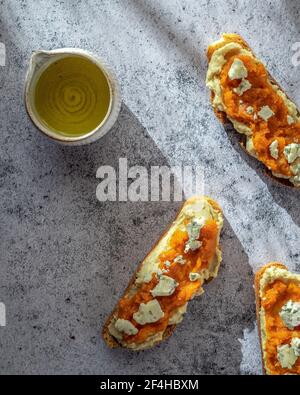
[116,219,219,345]
[207,34,300,187]
[220,55,299,176]
[261,279,300,375]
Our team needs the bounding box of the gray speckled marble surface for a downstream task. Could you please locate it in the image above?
[0,0,300,375]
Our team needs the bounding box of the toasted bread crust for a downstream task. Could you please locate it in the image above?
[102,196,223,350]
[207,34,299,188]
[254,262,288,375]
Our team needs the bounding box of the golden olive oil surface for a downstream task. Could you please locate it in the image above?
[34,56,111,137]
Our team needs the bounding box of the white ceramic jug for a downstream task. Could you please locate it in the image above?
[24,48,121,145]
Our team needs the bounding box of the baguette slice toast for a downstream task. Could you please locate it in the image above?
[206,34,300,188]
[255,263,300,375]
[103,196,223,350]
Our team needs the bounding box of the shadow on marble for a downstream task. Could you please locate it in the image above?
[223,123,300,228]
[102,216,256,375]
[10,102,184,374]
[2,105,256,374]
[28,100,184,281]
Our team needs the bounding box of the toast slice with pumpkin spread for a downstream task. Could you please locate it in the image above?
[102,196,223,350]
[206,34,300,188]
[255,263,300,375]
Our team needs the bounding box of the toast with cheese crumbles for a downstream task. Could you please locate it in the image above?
[206,34,300,188]
[255,263,300,375]
[102,196,223,350]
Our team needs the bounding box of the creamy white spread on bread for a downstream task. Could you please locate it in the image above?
[269,140,279,160]
[121,331,165,351]
[290,159,300,187]
[227,117,252,136]
[107,197,223,349]
[246,137,257,158]
[206,42,253,112]
[259,267,300,296]
[169,304,188,325]
[271,83,300,122]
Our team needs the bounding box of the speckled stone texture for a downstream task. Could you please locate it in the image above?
[0,0,299,375]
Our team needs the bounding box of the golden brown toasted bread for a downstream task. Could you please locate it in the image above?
[207,34,300,188]
[255,262,287,375]
[102,196,223,350]
[255,262,300,375]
